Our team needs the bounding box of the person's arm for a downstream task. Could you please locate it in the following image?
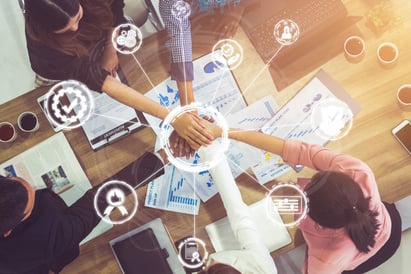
[26,37,108,91]
[110,0,127,26]
[207,124,370,174]
[159,0,195,106]
[101,76,213,149]
[200,143,277,273]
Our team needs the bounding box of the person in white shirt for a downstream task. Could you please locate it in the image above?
[198,143,278,274]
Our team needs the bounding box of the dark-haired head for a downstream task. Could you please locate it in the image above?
[0,176,29,236]
[24,0,114,57]
[199,263,241,274]
[305,171,380,253]
[25,0,80,33]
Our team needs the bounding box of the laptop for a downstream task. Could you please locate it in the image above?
[241,0,360,90]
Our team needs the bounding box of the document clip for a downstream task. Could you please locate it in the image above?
[106,128,130,144]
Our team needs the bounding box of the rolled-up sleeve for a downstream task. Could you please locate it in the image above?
[159,0,194,81]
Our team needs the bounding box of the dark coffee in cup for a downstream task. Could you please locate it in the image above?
[344,36,365,62]
[379,45,396,62]
[18,112,39,133]
[20,113,37,131]
[398,87,411,104]
[0,122,16,142]
[377,42,398,67]
[346,38,363,55]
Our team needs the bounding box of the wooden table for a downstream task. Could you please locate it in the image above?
[1,0,411,273]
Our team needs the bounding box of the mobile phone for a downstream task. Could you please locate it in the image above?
[392,120,411,155]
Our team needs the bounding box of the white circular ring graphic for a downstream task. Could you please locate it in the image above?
[172,0,191,20]
[177,237,208,269]
[43,80,94,130]
[93,180,138,225]
[211,39,244,71]
[160,103,229,173]
[265,183,308,227]
[274,19,300,46]
[111,23,143,55]
[310,98,354,141]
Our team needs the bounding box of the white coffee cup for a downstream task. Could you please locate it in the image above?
[0,122,17,143]
[17,111,40,133]
[344,36,365,62]
[397,84,411,111]
[377,42,399,68]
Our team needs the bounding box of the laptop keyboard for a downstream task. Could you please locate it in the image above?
[247,0,348,62]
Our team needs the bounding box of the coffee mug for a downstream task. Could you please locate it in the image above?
[397,84,411,110]
[17,112,40,133]
[344,36,365,62]
[0,122,17,143]
[377,42,399,68]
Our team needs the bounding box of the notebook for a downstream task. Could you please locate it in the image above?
[241,0,361,90]
[109,218,185,274]
[205,198,292,253]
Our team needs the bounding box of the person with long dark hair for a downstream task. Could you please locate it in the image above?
[23,0,213,149]
[204,124,402,274]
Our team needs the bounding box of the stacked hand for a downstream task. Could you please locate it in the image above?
[169,114,223,159]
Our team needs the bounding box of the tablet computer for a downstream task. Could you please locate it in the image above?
[110,228,172,274]
[109,218,185,274]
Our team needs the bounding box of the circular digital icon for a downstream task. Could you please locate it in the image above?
[274,19,300,46]
[172,0,191,20]
[177,237,208,270]
[43,80,94,130]
[211,39,243,70]
[310,98,353,141]
[265,183,308,227]
[111,23,143,55]
[93,180,138,225]
[160,103,229,173]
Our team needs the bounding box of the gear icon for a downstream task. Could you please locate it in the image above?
[51,87,88,124]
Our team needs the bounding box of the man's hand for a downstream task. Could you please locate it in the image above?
[169,130,195,159]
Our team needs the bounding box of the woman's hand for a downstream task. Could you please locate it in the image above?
[170,112,214,150]
[201,118,223,139]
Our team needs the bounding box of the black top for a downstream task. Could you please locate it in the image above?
[25,0,126,91]
[0,152,164,274]
[0,189,100,274]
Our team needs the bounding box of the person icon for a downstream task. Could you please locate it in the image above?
[274,19,300,45]
[281,25,292,40]
[103,188,128,216]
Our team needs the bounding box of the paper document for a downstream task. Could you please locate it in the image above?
[252,70,361,184]
[143,51,247,137]
[80,91,146,150]
[0,132,92,206]
[225,95,278,130]
[145,165,201,215]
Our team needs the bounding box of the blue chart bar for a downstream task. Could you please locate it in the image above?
[169,193,198,206]
[167,167,198,208]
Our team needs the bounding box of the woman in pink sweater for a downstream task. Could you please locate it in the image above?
[206,125,402,274]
